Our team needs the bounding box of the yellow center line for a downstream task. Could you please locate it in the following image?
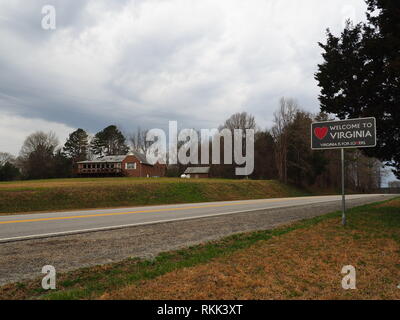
[0,196,327,225]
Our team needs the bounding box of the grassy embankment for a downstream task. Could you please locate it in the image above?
[1,197,399,300]
[0,178,307,215]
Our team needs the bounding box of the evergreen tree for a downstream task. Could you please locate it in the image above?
[286,111,328,186]
[0,162,20,181]
[53,149,73,178]
[251,131,277,180]
[63,128,89,162]
[90,125,129,156]
[315,0,400,178]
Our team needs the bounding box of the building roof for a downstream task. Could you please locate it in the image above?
[184,167,210,174]
[131,150,152,165]
[77,155,127,164]
[77,151,153,165]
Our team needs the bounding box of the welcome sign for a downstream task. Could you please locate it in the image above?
[311,117,376,150]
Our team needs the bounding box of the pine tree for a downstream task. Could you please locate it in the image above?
[90,125,129,156]
[63,128,89,162]
[315,0,400,178]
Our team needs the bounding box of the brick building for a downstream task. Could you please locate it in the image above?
[76,151,166,177]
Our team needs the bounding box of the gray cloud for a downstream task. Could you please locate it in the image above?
[0,0,368,152]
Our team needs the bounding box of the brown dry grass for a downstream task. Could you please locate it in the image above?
[0,178,268,190]
[376,199,400,208]
[0,178,186,190]
[100,216,400,300]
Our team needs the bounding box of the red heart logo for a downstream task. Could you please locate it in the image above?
[314,127,328,140]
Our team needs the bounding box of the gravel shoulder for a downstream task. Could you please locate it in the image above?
[0,195,393,285]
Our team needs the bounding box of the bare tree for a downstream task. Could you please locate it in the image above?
[271,98,299,183]
[19,131,59,179]
[129,128,152,154]
[214,112,257,178]
[0,152,15,166]
[220,112,256,132]
[346,150,386,192]
[20,131,59,159]
[389,181,400,188]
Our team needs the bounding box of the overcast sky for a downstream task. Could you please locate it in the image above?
[3,0,396,186]
[0,0,372,155]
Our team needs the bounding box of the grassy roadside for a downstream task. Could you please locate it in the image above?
[1,197,399,300]
[0,178,307,215]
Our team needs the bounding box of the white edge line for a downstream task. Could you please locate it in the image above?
[0,201,338,243]
[0,195,389,243]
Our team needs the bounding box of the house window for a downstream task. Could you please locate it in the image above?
[125,162,136,170]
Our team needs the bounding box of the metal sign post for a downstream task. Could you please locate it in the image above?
[341,148,346,226]
[311,117,377,226]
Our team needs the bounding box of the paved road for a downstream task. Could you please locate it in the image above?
[0,194,392,243]
[0,194,396,285]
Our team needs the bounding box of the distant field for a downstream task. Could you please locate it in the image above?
[0,178,307,215]
[0,177,225,190]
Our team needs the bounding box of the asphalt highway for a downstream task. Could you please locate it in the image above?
[0,194,393,242]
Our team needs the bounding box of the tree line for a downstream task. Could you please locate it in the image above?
[0,125,129,180]
[0,97,386,192]
[208,98,385,192]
